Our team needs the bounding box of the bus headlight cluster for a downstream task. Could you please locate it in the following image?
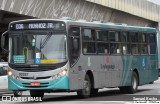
[8,70,13,76]
[8,70,20,80]
[52,68,68,80]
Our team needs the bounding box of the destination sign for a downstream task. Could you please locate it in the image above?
[10,22,66,30]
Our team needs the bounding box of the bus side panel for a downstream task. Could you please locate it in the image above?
[148,55,159,82]
[121,56,134,86]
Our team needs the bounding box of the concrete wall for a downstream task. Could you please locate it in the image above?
[0,0,157,27]
[86,0,160,22]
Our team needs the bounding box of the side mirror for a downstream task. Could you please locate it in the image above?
[1,31,8,53]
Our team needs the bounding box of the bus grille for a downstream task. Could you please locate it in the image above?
[21,76,51,80]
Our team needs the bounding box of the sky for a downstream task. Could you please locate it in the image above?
[147,0,160,5]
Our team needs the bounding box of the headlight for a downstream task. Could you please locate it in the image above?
[52,68,68,80]
[59,68,67,76]
[8,70,13,76]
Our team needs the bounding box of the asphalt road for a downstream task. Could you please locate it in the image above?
[0,78,160,104]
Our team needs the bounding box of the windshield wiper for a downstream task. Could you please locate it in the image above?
[40,32,52,49]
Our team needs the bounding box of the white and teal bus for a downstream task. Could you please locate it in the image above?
[1,18,159,98]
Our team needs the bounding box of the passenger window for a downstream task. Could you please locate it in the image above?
[82,29,95,41]
[109,31,121,55]
[131,44,139,54]
[130,32,138,42]
[149,44,156,54]
[139,33,147,43]
[149,34,156,43]
[109,31,120,42]
[96,30,108,41]
[122,44,131,54]
[83,42,96,54]
[82,28,96,54]
[110,43,121,55]
[148,34,156,54]
[97,43,109,54]
[121,32,130,42]
[141,44,148,54]
[139,33,148,54]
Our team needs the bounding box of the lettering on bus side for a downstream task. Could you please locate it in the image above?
[101,64,115,69]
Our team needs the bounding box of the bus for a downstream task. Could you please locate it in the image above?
[1,18,159,98]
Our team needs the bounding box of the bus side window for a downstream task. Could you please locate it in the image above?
[69,27,80,66]
[121,32,130,55]
[130,32,140,55]
[148,33,156,54]
[82,28,96,54]
[109,31,121,55]
[82,29,95,41]
[139,33,148,54]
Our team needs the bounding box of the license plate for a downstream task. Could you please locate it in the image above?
[30,82,40,86]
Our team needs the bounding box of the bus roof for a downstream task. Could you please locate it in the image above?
[9,18,156,33]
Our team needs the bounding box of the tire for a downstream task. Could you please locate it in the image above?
[13,91,22,97]
[91,89,98,96]
[119,87,127,93]
[149,82,154,84]
[30,90,44,98]
[127,72,138,94]
[77,74,91,98]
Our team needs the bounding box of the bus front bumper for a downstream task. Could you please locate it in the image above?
[8,76,69,91]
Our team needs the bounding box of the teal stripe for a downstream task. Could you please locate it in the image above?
[8,76,69,90]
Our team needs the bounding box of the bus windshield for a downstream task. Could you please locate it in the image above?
[10,32,67,65]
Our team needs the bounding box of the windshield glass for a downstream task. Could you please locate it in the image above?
[10,32,67,65]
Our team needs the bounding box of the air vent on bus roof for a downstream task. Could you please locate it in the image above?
[61,17,73,20]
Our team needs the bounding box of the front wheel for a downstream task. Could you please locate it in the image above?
[77,74,91,98]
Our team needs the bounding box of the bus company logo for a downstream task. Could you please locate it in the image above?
[106,56,110,64]
[2,96,11,102]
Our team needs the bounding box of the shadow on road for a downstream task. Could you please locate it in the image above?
[0,88,152,103]
[39,89,152,102]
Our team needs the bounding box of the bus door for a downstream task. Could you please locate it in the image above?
[69,27,83,89]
